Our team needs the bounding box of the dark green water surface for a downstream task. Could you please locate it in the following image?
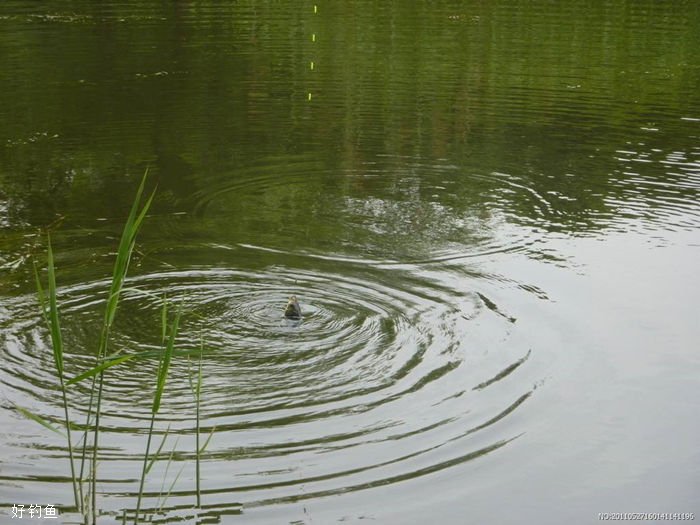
[1,2,699,523]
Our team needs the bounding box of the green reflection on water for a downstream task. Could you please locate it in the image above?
[1,1,698,248]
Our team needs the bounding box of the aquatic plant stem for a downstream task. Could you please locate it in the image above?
[59,370,79,510]
[187,332,207,509]
[28,170,155,525]
[70,170,154,524]
[135,414,157,524]
[33,245,80,511]
[91,371,105,525]
[77,372,96,520]
[195,337,202,507]
[195,380,201,506]
[79,323,118,523]
[135,305,180,524]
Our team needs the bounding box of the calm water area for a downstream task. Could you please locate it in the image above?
[1,1,699,524]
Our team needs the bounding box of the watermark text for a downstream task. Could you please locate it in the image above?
[11,504,59,519]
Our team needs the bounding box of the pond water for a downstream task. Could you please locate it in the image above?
[1,2,699,524]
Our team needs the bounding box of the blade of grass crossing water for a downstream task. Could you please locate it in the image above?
[83,170,155,525]
[135,415,157,525]
[195,338,203,507]
[13,403,65,436]
[34,237,80,510]
[135,305,181,524]
[157,464,186,514]
[161,295,167,344]
[32,262,49,326]
[66,355,136,386]
[145,425,171,476]
[105,183,155,330]
[153,308,180,414]
[46,238,63,376]
[156,437,181,511]
[104,174,153,317]
[199,427,216,455]
[187,334,205,507]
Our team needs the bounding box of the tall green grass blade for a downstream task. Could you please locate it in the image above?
[186,334,214,509]
[66,355,135,386]
[85,170,155,525]
[161,295,167,344]
[103,170,154,331]
[185,347,202,399]
[13,404,65,436]
[199,427,216,455]
[186,360,195,394]
[78,373,96,512]
[46,236,64,376]
[34,237,81,511]
[156,436,180,510]
[153,307,180,414]
[135,414,156,525]
[159,465,186,512]
[32,262,49,326]
[194,337,203,507]
[136,304,180,524]
[196,349,202,401]
[145,425,171,476]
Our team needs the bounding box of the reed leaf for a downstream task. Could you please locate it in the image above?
[136,303,180,524]
[32,262,49,326]
[145,425,171,476]
[13,404,65,437]
[161,294,167,344]
[34,237,80,511]
[196,352,202,400]
[86,169,155,525]
[66,355,135,386]
[156,436,180,510]
[194,349,201,507]
[156,464,186,513]
[190,335,207,508]
[199,426,216,455]
[136,415,156,524]
[46,236,64,376]
[152,307,180,414]
[103,171,155,332]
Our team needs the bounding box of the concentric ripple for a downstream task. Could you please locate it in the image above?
[188,147,700,275]
[189,155,551,264]
[0,251,537,522]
